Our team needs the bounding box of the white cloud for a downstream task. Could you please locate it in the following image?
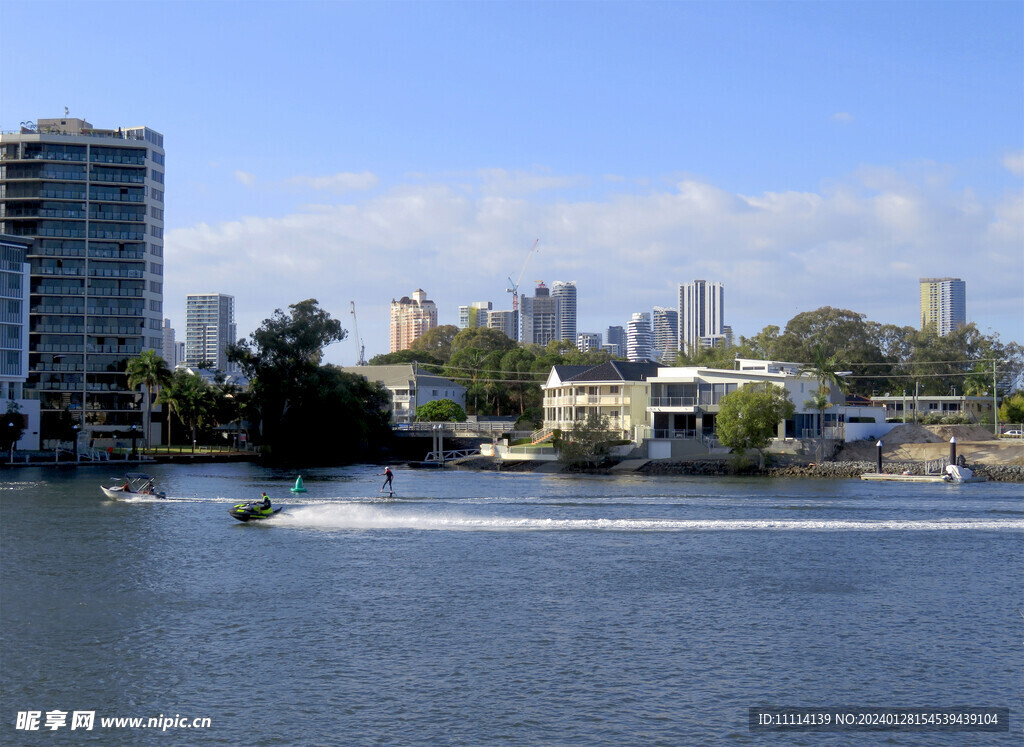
[234,170,256,186]
[165,164,1024,365]
[1003,151,1024,176]
[285,171,379,193]
[832,112,854,123]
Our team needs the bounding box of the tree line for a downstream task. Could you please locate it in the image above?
[115,300,1022,465]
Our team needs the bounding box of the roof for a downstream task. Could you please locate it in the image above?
[564,360,663,383]
[340,364,464,392]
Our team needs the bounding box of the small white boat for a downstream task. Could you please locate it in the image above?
[944,464,985,483]
[101,473,166,499]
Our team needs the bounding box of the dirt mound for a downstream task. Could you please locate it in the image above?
[880,424,942,444]
[925,424,998,442]
[835,423,1014,464]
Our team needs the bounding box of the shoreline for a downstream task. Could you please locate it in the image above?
[450,455,1024,482]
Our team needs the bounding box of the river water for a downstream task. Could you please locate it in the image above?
[1,463,1021,744]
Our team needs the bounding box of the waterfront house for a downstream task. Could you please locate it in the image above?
[542,361,663,441]
[869,394,997,424]
[342,365,466,425]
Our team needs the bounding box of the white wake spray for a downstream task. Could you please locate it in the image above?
[270,505,1024,533]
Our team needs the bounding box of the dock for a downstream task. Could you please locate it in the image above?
[860,473,986,483]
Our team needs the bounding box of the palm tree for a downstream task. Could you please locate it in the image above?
[158,370,217,452]
[126,350,172,451]
[800,345,849,463]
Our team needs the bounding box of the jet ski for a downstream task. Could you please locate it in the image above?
[229,501,282,522]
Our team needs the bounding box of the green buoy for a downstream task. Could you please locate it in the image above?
[290,476,307,493]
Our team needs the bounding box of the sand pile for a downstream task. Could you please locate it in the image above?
[835,424,1014,464]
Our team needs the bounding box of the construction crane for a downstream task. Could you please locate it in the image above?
[506,239,539,313]
[350,301,366,366]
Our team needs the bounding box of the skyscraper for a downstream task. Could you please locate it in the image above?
[0,117,165,440]
[678,280,725,355]
[651,307,679,362]
[626,312,652,362]
[605,325,626,358]
[0,234,30,397]
[162,318,178,368]
[486,310,518,341]
[521,282,560,347]
[920,277,966,336]
[576,332,602,353]
[0,233,38,449]
[459,301,492,329]
[185,294,236,371]
[390,289,437,352]
[551,281,577,342]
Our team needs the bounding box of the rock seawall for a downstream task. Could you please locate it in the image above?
[638,460,1024,482]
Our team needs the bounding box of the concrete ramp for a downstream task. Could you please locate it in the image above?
[610,459,650,472]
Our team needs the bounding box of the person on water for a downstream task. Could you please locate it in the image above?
[258,492,272,514]
[378,466,394,494]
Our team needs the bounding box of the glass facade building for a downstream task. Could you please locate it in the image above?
[0,117,165,439]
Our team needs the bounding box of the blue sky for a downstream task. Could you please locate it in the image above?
[2,0,1022,364]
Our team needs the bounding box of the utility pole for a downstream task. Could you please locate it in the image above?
[993,359,998,435]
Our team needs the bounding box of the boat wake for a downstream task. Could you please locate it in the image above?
[272,505,1024,533]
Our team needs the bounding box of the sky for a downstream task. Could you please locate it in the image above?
[2,0,1022,365]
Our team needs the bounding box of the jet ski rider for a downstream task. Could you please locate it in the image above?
[258,492,272,515]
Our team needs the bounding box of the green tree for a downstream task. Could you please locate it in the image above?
[999,392,1024,426]
[126,349,172,450]
[558,413,611,468]
[409,325,460,363]
[0,402,26,458]
[228,299,346,446]
[450,326,517,356]
[415,398,468,422]
[799,344,850,463]
[367,349,444,367]
[158,369,217,451]
[445,347,491,414]
[716,383,795,468]
[282,366,393,461]
[500,347,538,415]
[739,325,781,361]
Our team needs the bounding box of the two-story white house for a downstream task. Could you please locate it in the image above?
[542,361,663,441]
[644,359,886,459]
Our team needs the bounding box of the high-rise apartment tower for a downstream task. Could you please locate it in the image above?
[626,312,652,362]
[678,280,725,355]
[652,307,679,362]
[459,301,492,329]
[919,278,966,336]
[0,117,165,440]
[521,282,560,347]
[605,326,625,358]
[390,289,437,352]
[185,294,236,371]
[551,281,577,342]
